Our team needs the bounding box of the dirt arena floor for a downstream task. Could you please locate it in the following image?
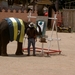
[0,31,75,75]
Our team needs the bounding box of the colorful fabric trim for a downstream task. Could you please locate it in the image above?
[37,20,46,37]
[5,17,25,43]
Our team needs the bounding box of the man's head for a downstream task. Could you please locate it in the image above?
[28,22,35,28]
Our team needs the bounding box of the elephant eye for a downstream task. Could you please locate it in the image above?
[38,21,44,26]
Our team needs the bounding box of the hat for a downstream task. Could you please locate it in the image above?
[29,22,35,28]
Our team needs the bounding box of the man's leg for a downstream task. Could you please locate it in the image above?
[27,39,31,56]
[32,39,36,56]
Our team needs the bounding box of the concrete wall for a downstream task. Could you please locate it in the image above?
[0,9,37,23]
[0,9,62,30]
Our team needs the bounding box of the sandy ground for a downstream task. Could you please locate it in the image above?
[0,31,75,75]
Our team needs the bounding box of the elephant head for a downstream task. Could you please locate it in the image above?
[0,17,42,56]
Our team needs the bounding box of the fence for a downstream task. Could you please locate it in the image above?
[62,9,75,32]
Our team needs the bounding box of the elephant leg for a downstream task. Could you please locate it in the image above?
[1,43,8,56]
[15,42,23,55]
[0,45,1,55]
[1,31,9,56]
[0,20,10,56]
[1,39,9,56]
[0,36,1,55]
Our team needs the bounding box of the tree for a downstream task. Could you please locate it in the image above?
[8,0,14,6]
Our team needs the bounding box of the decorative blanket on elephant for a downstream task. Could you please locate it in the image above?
[5,17,25,43]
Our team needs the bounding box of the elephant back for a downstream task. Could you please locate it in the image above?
[5,17,25,43]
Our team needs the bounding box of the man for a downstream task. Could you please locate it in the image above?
[26,22,37,56]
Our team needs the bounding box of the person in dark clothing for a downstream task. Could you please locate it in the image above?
[26,22,37,56]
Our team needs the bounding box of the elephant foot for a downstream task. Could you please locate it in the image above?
[0,50,1,55]
[1,53,8,56]
[15,52,23,55]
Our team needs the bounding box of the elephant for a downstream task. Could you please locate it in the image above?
[36,3,57,29]
[0,17,42,56]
